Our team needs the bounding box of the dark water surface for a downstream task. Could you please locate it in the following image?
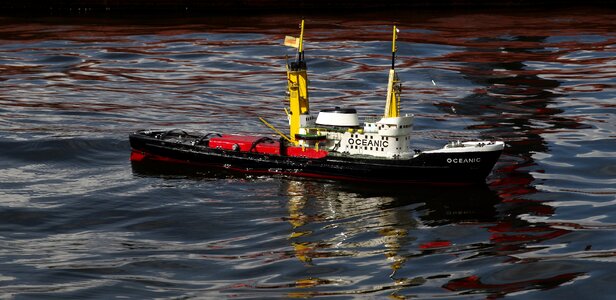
[1,9,615,299]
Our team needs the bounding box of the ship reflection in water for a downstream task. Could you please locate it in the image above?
[282,179,585,298]
[132,161,583,297]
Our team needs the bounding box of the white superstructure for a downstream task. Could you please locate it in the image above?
[294,108,414,159]
[284,24,504,160]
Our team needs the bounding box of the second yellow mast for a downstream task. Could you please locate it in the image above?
[384,25,401,118]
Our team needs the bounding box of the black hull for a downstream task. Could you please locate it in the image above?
[129,130,503,185]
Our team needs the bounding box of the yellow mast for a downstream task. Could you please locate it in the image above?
[285,20,310,145]
[384,25,401,118]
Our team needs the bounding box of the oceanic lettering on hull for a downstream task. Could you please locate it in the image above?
[447,157,481,164]
[348,138,389,148]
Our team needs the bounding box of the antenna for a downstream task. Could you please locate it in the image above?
[298,19,305,62]
[391,25,399,69]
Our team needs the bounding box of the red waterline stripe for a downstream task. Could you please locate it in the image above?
[130,149,473,186]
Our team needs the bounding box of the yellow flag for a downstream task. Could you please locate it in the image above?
[284,35,300,48]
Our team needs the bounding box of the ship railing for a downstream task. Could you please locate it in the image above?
[364,115,381,123]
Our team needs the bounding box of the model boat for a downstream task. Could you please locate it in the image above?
[129,21,504,184]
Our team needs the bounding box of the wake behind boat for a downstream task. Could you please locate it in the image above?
[129,21,505,184]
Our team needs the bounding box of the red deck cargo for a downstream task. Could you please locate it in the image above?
[208,135,280,155]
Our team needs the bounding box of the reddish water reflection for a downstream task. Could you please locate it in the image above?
[444,272,585,299]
